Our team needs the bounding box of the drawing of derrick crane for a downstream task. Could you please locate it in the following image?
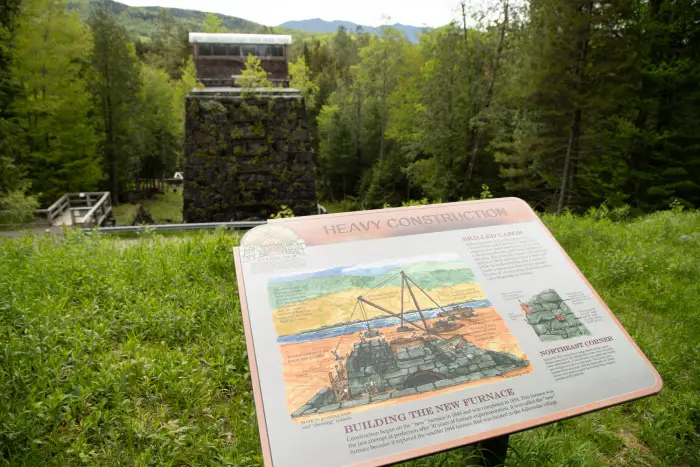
[290,271,529,418]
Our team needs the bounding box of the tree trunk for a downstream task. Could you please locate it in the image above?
[557,109,581,214]
[556,1,591,215]
[355,87,362,166]
[465,0,508,185]
[380,65,387,161]
[460,1,468,43]
[104,60,119,204]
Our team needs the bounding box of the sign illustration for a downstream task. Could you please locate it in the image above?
[520,289,590,342]
[271,255,532,418]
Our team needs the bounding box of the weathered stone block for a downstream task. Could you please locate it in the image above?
[184,88,317,222]
[478,360,496,370]
[384,368,409,379]
[292,404,313,417]
[391,388,417,398]
[482,368,502,378]
[434,379,456,389]
[370,393,392,402]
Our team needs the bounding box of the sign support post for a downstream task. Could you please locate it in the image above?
[475,434,510,466]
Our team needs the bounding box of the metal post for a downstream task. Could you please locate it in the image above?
[475,435,510,467]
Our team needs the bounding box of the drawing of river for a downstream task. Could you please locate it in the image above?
[277,299,491,343]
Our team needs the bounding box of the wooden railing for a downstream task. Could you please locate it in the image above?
[39,192,113,228]
[40,194,70,225]
[81,192,112,227]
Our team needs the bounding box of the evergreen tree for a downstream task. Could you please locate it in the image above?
[203,13,226,33]
[89,3,141,202]
[624,0,700,209]
[317,103,355,199]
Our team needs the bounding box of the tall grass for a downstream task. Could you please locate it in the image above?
[113,189,184,225]
[0,210,698,466]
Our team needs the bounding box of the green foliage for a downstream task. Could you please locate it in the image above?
[401,198,430,207]
[0,0,35,208]
[112,187,183,224]
[173,56,202,169]
[133,64,180,182]
[0,186,40,224]
[306,2,700,213]
[288,56,318,110]
[269,205,295,219]
[1,0,700,219]
[236,54,273,89]
[480,184,493,199]
[0,211,698,464]
[202,12,226,33]
[13,0,102,204]
[317,103,356,199]
[136,9,190,80]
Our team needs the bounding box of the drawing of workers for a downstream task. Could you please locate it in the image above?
[366,380,378,396]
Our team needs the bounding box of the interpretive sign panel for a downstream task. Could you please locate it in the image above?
[232,198,662,467]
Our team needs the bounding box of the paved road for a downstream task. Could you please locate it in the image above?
[0,226,66,238]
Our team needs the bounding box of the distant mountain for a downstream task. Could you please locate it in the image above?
[279,18,429,43]
[66,0,264,38]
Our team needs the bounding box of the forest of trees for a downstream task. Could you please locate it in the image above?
[0,0,197,222]
[304,0,700,213]
[1,0,699,223]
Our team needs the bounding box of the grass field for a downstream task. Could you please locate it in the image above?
[113,189,183,225]
[0,209,698,466]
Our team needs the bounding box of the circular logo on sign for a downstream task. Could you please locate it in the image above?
[240,224,306,262]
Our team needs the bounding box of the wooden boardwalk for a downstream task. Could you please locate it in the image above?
[0,192,114,237]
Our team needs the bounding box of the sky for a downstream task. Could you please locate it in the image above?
[119,0,470,28]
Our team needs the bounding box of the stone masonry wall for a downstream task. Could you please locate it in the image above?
[292,336,530,417]
[183,88,317,222]
[525,289,590,341]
